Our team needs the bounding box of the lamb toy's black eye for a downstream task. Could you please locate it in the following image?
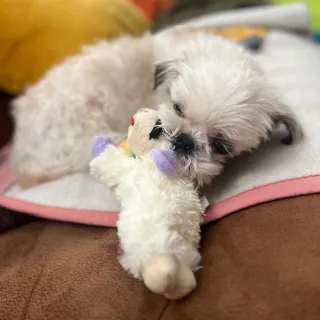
[173,103,183,117]
[211,139,229,155]
[149,119,163,140]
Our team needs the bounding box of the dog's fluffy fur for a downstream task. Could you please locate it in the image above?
[11,31,302,187]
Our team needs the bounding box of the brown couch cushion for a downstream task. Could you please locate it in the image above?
[0,194,319,319]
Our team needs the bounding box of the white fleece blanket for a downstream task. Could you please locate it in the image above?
[1,11,320,225]
[178,3,310,33]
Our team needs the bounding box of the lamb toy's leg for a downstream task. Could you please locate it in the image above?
[141,254,197,300]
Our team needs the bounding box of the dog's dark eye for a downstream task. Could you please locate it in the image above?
[211,139,229,155]
[173,103,183,117]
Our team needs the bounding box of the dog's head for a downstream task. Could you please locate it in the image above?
[154,34,302,186]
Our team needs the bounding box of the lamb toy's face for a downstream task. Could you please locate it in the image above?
[127,108,179,178]
[128,108,170,158]
[128,108,207,181]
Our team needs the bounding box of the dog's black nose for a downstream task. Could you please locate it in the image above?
[173,133,195,155]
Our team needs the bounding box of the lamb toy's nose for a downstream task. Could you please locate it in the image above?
[131,117,135,126]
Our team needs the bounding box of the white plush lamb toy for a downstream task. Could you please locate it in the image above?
[89,108,205,300]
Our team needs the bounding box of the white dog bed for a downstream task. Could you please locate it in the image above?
[1,27,319,226]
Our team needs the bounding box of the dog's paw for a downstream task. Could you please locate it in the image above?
[141,254,197,300]
[92,135,114,158]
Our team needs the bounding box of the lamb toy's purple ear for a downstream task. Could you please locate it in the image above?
[150,149,176,177]
[92,135,114,158]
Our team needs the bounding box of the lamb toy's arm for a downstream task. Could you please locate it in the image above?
[90,135,135,189]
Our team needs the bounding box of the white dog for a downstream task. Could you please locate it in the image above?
[11,30,302,188]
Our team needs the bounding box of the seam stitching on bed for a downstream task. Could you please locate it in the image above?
[157,300,171,320]
[21,267,43,320]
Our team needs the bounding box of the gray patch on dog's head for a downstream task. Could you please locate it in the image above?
[153,60,180,90]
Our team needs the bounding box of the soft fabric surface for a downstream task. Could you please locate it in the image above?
[176,3,310,32]
[1,25,319,226]
[1,195,320,319]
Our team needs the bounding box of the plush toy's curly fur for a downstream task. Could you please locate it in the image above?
[90,145,203,299]
[90,109,204,300]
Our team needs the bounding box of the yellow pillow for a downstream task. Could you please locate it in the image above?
[0,0,149,95]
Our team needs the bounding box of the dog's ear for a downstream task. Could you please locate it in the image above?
[270,101,303,145]
[153,60,179,90]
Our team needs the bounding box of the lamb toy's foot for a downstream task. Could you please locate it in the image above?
[141,254,197,300]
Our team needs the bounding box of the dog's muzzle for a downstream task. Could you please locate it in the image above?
[172,133,195,156]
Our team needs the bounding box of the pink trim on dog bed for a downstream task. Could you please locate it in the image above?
[203,175,320,222]
[1,144,320,226]
[0,175,319,226]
